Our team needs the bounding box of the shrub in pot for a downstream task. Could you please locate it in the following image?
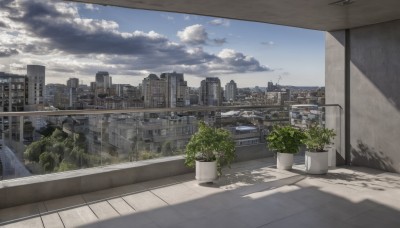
[266,125,305,170]
[302,125,336,174]
[185,122,236,183]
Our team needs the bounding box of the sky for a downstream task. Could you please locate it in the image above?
[0,0,325,88]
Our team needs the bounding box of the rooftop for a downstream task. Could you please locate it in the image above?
[1,156,399,228]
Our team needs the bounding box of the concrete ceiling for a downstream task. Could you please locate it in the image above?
[67,0,400,31]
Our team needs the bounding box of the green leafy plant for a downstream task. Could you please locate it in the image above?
[266,125,305,154]
[302,125,336,152]
[24,129,93,173]
[185,122,236,175]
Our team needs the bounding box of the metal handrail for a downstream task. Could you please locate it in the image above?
[0,104,343,117]
[0,105,289,117]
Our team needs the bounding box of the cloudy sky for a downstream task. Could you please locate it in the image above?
[0,0,325,87]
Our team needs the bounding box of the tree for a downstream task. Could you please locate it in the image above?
[24,139,48,162]
[39,152,59,172]
[58,160,78,172]
[25,128,93,173]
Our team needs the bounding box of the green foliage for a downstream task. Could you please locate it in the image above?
[266,125,305,154]
[39,152,59,172]
[138,151,161,160]
[24,129,92,173]
[58,160,78,172]
[302,125,336,152]
[185,122,236,175]
[24,139,48,162]
[52,128,68,141]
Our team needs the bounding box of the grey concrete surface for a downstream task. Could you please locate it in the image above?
[1,156,399,228]
[325,31,346,166]
[349,19,400,173]
[67,0,400,31]
[0,156,192,209]
[0,148,272,209]
[326,19,400,173]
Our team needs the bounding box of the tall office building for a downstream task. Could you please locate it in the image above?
[67,78,79,88]
[161,72,189,108]
[0,72,27,112]
[67,78,79,108]
[27,65,45,105]
[142,74,167,108]
[95,71,112,95]
[200,77,222,106]
[224,80,238,102]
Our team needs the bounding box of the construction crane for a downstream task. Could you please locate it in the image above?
[277,75,282,85]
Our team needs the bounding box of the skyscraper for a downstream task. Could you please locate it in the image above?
[200,77,222,106]
[67,78,79,108]
[0,72,26,112]
[27,65,45,105]
[142,74,167,108]
[95,71,112,95]
[67,78,79,88]
[161,72,189,108]
[224,80,238,102]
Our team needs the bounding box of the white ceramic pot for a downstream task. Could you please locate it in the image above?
[276,152,294,170]
[195,160,217,183]
[305,151,329,174]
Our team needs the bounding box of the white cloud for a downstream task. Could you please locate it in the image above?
[177,24,208,45]
[84,4,99,11]
[209,18,230,27]
[177,24,227,46]
[0,0,271,83]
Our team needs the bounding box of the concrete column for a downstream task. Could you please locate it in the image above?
[325,31,346,166]
[326,20,400,173]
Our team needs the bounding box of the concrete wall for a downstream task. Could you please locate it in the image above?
[326,19,400,172]
[0,156,192,209]
[0,146,273,209]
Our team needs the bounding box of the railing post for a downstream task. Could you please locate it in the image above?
[19,116,23,143]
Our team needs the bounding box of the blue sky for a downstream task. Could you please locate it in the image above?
[0,0,325,87]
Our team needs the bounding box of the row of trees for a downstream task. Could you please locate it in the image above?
[24,124,188,173]
[24,128,97,172]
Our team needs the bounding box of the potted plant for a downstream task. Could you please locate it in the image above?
[302,125,336,174]
[185,122,236,183]
[266,125,305,170]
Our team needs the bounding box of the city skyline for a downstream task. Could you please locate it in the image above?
[0,0,325,88]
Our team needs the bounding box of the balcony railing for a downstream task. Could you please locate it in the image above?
[0,104,341,181]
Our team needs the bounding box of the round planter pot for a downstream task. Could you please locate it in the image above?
[276,152,294,170]
[305,151,329,174]
[195,160,217,183]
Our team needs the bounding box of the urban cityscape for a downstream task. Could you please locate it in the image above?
[1,0,399,227]
[0,65,325,179]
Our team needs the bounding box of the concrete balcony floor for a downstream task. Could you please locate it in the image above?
[1,156,400,228]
